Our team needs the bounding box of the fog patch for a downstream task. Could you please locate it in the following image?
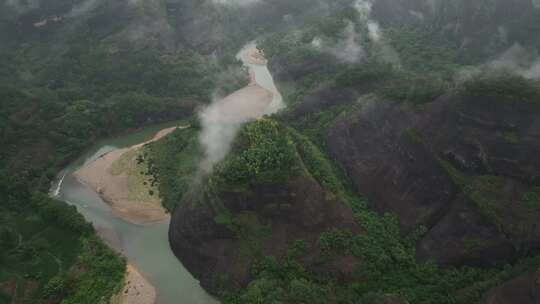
[197,44,280,173]
[197,86,273,173]
[355,0,400,65]
[409,10,425,21]
[426,0,441,13]
[198,96,246,173]
[5,0,40,14]
[489,44,540,79]
[453,66,483,85]
[211,0,260,6]
[453,44,540,84]
[354,0,373,20]
[312,21,364,63]
[367,21,381,42]
[66,0,101,18]
[128,0,143,6]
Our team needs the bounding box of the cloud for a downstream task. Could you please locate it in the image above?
[354,0,373,20]
[355,0,400,65]
[211,0,260,6]
[354,0,381,42]
[311,21,365,63]
[454,44,540,84]
[489,44,540,79]
[332,21,365,63]
[197,44,281,173]
[367,21,381,42]
[65,0,101,18]
[5,0,40,14]
[198,98,246,172]
[310,0,399,64]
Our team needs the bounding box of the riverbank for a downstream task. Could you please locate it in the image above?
[111,264,156,304]
[208,84,273,121]
[73,126,184,225]
[243,46,268,65]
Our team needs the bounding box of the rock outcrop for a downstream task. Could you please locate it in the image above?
[169,171,359,294]
[324,94,540,267]
[481,270,540,304]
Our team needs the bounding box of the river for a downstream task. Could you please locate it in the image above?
[51,122,218,304]
[51,43,282,304]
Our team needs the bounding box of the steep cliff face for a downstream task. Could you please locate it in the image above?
[168,120,359,294]
[324,91,540,267]
[481,270,540,304]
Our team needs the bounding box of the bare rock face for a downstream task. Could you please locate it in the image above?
[325,99,458,232]
[169,175,359,295]
[415,196,516,266]
[324,94,540,267]
[290,85,359,119]
[481,270,540,304]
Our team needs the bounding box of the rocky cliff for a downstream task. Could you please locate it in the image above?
[481,270,540,304]
[325,90,540,266]
[168,120,359,294]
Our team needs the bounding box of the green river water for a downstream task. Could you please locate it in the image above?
[51,43,282,304]
[52,121,218,304]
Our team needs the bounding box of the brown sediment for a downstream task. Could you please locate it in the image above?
[73,126,185,225]
[243,47,268,65]
[211,84,273,121]
[110,264,156,304]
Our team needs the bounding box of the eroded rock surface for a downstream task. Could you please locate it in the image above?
[324,94,540,266]
[169,175,358,294]
[481,270,540,304]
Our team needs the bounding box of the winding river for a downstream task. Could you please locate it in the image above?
[51,43,282,304]
[52,123,218,304]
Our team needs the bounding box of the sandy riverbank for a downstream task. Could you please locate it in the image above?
[243,46,268,65]
[110,264,156,304]
[73,126,183,225]
[211,84,273,121]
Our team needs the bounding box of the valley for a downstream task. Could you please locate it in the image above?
[1,1,540,304]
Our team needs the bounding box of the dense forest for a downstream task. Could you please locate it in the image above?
[1,0,540,303]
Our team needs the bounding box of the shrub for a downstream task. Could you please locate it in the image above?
[462,72,540,102]
[218,120,300,186]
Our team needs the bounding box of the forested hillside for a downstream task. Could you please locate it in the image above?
[0,0,239,302]
[167,1,540,303]
[1,0,540,303]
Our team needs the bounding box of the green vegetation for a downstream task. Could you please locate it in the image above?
[500,131,521,144]
[214,211,272,258]
[289,129,343,194]
[439,160,540,237]
[523,188,540,210]
[143,113,537,303]
[111,149,161,204]
[286,102,361,144]
[146,125,201,212]
[2,0,540,303]
[216,119,301,187]
[44,238,125,304]
[378,73,449,104]
[222,131,531,304]
[0,1,252,298]
[0,181,125,303]
[462,73,540,102]
[0,57,209,300]
[335,61,396,88]
[385,27,458,75]
[0,5,222,298]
